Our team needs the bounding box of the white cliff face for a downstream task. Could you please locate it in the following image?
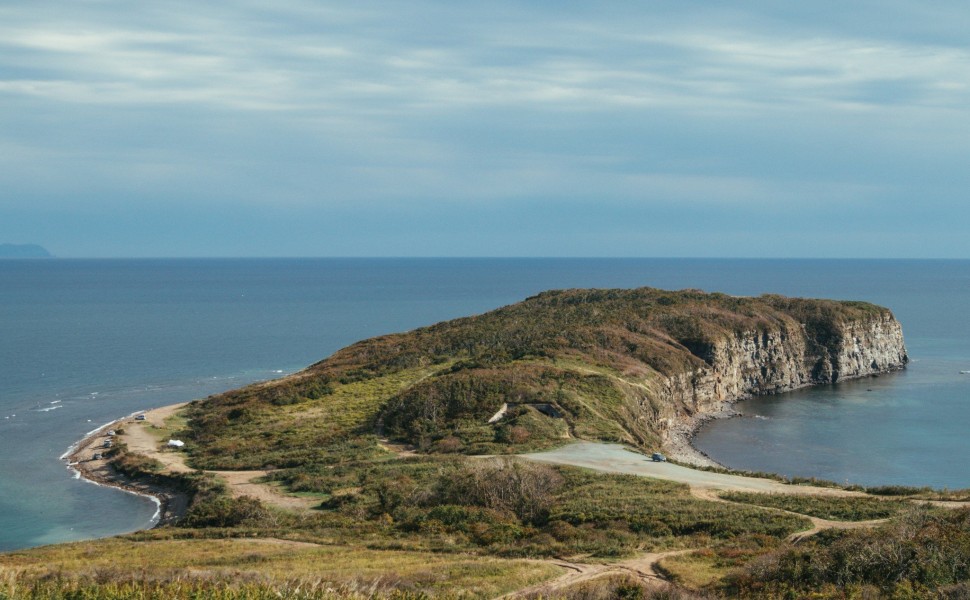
[652,312,908,464]
[831,314,908,380]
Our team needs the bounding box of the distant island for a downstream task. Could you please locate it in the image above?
[0,243,51,258]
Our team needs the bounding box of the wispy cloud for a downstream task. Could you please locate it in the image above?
[3,5,968,116]
[1,1,968,256]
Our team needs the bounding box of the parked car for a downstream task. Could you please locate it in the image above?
[651,452,667,462]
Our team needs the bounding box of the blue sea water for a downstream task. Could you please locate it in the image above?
[1,258,968,551]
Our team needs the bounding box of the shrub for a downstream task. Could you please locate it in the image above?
[726,506,970,597]
[182,495,269,528]
[437,458,564,524]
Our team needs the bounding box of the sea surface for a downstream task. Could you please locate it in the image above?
[1,258,968,551]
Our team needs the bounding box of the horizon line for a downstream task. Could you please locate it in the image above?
[4,255,970,261]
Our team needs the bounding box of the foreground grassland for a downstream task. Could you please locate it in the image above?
[0,538,560,599]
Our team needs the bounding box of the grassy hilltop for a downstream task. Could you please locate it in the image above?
[7,287,965,600]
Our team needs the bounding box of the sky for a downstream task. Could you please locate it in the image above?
[2,1,969,258]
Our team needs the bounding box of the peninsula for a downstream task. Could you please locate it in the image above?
[18,288,958,600]
[182,286,908,468]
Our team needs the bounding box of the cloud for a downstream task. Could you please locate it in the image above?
[4,2,968,116]
[1,1,969,256]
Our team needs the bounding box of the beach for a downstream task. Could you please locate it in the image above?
[664,403,739,468]
[65,403,191,525]
[65,401,322,522]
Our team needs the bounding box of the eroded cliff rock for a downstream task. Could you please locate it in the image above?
[653,309,907,465]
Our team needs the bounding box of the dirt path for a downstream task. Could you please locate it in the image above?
[498,550,691,598]
[377,438,418,458]
[121,402,194,474]
[211,470,319,510]
[785,517,889,543]
[689,487,889,542]
[124,406,319,510]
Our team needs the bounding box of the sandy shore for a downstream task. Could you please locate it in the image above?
[64,403,192,526]
[65,401,320,522]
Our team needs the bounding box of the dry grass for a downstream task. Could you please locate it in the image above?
[0,538,562,599]
[657,551,728,590]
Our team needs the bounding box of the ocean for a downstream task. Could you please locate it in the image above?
[1,258,968,551]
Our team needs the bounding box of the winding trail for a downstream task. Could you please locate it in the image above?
[689,487,889,543]
[498,550,692,599]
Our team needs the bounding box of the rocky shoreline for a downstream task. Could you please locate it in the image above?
[665,407,737,468]
[653,310,909,468]
[64,410,189,526]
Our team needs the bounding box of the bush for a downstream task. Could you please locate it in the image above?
[727,506,970,597]
[111,452,164,478]
[182,495,269,528]
[437,458,564,524]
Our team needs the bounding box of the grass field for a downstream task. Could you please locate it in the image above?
[718,492,908,521]
[0,537,561,599]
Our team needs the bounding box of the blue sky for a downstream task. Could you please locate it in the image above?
[2,1,968,257]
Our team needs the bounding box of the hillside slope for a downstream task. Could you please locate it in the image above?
[181,287,908,469]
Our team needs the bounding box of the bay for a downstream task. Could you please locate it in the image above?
[1,258,967,551]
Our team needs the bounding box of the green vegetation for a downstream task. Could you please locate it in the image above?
[268,457,810,558]
[182,365,447,469]
[726,507,970,599]
[0,538,560,599]
[110,451,164,478]
[718,492,908,521]
[550,472,808,547]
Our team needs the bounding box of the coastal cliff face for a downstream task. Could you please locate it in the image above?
[652,310,908,459]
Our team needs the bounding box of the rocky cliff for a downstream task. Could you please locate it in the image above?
[653,306,907,464]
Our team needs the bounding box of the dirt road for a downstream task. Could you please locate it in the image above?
[523,441,866,497]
